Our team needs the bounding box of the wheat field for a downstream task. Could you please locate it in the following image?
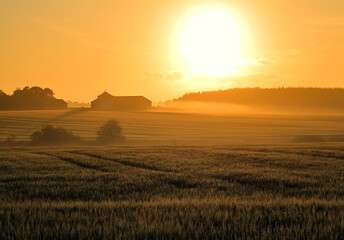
[0,111,344,239]
[1,144,344,239]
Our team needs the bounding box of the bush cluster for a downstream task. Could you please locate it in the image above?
[27,119,125,146]
[30,125,81,145]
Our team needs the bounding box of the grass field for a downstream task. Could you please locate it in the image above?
[1,144,344,239]
[0,111,344,239]
[0,110,344,144]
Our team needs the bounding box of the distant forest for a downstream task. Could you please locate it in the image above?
[173,88,344,110]
[0,86,67,110]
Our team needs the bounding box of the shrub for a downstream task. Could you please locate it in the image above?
[96,119,126,144]
[30,125,81,145]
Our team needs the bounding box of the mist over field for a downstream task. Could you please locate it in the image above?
[1,110,344,145]
[163,88,344,115]
[159,101,344,116]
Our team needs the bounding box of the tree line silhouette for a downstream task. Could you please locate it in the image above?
[0,86,67,110]
[172,87,344,110]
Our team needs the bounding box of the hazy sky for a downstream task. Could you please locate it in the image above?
[1,0,343,102]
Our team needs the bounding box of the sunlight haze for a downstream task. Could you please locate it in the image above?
[1,1,344,238]
[0,0,343,102]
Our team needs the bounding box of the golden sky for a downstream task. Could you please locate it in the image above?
[1,0,343,102]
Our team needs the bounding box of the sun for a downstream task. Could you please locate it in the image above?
[180,9,242,77]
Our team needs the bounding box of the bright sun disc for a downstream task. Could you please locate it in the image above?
[180,9,241,76]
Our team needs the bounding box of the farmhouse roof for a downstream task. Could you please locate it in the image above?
[97,91,114,98]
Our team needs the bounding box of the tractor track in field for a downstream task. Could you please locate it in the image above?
[228,148,344,161]
[204,147,344,161]
[35,152,108,173]
[69,151,177,173]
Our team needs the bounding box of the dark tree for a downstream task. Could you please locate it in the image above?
[0,90,10,109]
[30,125,81,145]
[43,88,54,98]
[0,86,66,110]
[0,90,8,97]
[96,119,126,144]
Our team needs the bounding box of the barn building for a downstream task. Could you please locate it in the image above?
[91,92,152,111]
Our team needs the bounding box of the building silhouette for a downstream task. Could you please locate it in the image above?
[91,92,152,111]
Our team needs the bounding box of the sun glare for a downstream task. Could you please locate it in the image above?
[180,9,242,77]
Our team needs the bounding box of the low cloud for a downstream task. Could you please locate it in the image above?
[165,72,185,82]
[238,58,276,67]
[144,71,165,81]
[144,70,186,82]
[236,49,299,74]
[188,72,278,89]
[145,69,278,89]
